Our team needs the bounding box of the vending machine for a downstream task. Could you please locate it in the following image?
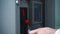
[19,0,29,34]
[17,0,45,34]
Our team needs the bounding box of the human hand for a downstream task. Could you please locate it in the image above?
[29,27,56,34]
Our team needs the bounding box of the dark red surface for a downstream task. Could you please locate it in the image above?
[22,8,24,16]
[24,19,30,24]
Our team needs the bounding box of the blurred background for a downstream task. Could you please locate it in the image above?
[0,0,60,34]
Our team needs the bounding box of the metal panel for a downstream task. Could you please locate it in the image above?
[0,0,16,34]
[45,0,55,28]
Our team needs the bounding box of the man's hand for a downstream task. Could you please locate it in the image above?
[29,27,56,34]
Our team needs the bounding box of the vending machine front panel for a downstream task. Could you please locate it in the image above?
[20,7,29,34]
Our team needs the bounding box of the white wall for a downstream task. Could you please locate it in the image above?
[0,0,16,34]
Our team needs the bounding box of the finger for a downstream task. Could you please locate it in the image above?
[29,30,37,34]
[29,28,41,34]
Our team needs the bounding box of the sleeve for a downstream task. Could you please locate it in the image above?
[55,29,60,34]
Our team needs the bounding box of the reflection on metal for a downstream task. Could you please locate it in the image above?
[16,0,19,5]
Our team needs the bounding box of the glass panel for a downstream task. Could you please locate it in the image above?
[34,3,42,22]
